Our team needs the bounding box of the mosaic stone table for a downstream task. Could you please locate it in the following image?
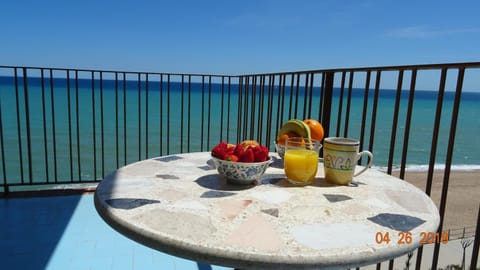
[94,152,440,270]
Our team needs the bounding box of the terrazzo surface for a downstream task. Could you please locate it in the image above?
[95,152,440,270]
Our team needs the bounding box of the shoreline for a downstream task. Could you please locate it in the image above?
[389,169,479,230]
[374,164,480,172]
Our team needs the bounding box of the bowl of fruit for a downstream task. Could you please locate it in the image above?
[211,140,271,185]
[275,118,324,158]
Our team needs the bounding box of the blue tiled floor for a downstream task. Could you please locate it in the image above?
[0,194,233,270]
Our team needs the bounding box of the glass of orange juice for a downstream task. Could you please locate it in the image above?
[284,137,322,185]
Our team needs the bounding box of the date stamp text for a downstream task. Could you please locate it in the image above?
[375,231,449,245]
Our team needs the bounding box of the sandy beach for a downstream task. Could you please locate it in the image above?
[390,170,480,232]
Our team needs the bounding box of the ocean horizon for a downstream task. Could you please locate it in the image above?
[1,75,479,185]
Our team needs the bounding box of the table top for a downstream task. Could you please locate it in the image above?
[94,152,440,270]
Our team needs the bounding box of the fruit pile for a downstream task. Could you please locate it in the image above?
[211,140,269,163]
[276,119,324,145]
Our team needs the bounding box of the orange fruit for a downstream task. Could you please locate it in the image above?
[303,119,324,141]
[277,132,298,146]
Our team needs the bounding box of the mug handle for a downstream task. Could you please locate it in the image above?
[353,150,373,177]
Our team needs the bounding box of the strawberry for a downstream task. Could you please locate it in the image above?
[212,142,229,160]
[226,144,235,155]
[225,154,239,162]
[253,145,269,162]
[233,143,245,157]
[239,147,255,162]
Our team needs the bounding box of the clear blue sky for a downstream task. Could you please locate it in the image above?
[1,0,479,75]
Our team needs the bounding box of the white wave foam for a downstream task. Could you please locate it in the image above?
[372,164,480,172]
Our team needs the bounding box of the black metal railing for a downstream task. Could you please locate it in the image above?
[448,226,477,240]
[1,63,479,269]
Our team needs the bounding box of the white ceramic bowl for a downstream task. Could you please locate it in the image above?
[211,156,271,184]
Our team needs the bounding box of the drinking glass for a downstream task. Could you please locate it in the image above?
[284,137,322,185]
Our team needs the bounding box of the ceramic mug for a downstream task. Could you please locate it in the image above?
[323,137,373,185]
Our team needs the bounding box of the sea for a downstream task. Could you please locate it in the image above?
[0,75,479,186]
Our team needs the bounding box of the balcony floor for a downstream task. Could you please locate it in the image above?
[0,193,232,270]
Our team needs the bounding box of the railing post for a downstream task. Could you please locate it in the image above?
[431,67,465,270]
[0,95,7,196]
[321,71,334,138]
[470,204,480,270]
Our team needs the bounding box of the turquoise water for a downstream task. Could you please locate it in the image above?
[1,76,479,185]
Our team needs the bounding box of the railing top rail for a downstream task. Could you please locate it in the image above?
[240,62,480,76]
[2,62,480,77]
[0,65,235,78]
